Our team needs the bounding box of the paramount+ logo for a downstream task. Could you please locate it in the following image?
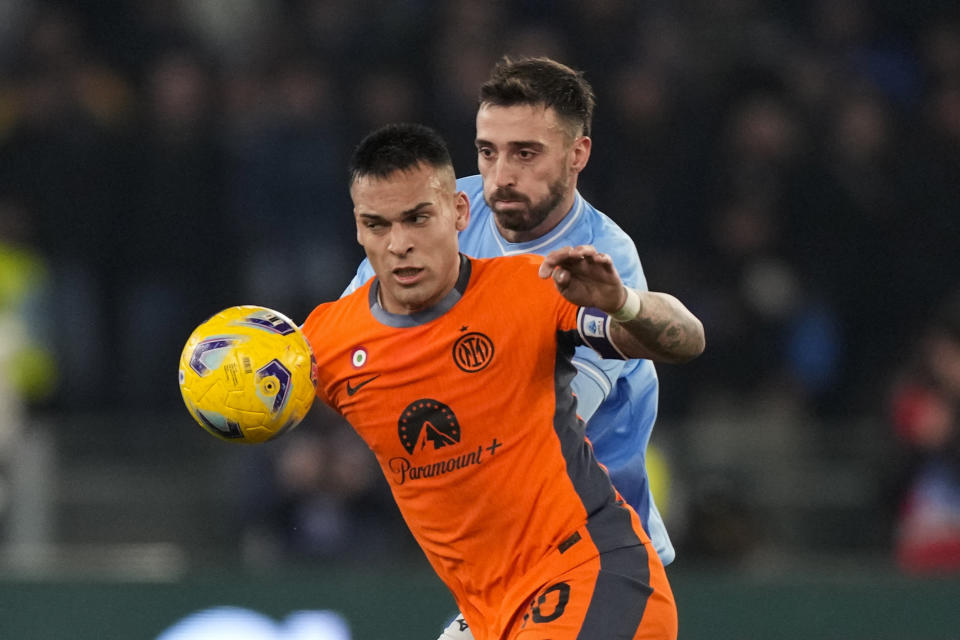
[389,398,502,485]
[397,399,460,454]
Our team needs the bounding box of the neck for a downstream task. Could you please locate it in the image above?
[371,256,471,327]
[377,255,466,315]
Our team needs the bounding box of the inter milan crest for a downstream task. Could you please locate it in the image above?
[398,399,461,454]
[452,332,494,372]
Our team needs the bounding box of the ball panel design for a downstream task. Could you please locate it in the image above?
[179,306,317,444]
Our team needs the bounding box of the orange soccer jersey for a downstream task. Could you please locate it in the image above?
[302,254,675,640]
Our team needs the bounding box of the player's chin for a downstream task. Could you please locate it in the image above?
[388,285,434,313]
[492,208,533,231]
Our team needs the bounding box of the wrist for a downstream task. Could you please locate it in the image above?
[610,287,641,322]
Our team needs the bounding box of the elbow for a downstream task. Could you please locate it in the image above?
[689,320,706,359]
[682,337,706,363]
[668,320,706,364]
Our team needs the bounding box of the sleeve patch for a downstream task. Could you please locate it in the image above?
[576,307,628,360]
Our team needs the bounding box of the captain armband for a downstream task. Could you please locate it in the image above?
[576,307,628,360]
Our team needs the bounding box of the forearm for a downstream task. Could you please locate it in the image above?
[536,246,705,363]
[608,289,705,363]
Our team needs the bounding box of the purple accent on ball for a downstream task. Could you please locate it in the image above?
[196,410,244,439]
[238,310,296,335]
[257,359,291,413]
[189,338,238,376]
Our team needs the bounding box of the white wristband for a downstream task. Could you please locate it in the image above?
[610,288,641,322]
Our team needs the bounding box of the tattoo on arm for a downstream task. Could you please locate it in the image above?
[612,292,705,363]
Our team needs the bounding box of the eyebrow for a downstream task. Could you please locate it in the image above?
[475,138,546,150]
[357,201,434,221]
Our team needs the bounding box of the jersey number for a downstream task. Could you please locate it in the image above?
[522,581,571,629]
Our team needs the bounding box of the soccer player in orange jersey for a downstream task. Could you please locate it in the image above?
[302,123,689,639]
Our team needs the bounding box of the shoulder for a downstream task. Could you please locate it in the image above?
[471,253,542,273]
[577,196,646,288]
[469,254,543,288]
[302,285,369,343]
[466,256,578,330]
[456,174,484,198]
[471,253,562,307]
[578,198,637,257]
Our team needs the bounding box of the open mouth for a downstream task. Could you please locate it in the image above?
[392,267,423,284]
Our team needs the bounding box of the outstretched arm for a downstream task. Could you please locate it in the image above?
[539,245,705,363]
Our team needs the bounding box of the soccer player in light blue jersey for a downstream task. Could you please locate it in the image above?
[344,57,704,640]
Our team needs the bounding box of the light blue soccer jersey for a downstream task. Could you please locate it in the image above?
[344,174,674,564]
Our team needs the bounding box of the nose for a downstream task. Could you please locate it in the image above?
[387,224,413,256]
[492,155,515,188]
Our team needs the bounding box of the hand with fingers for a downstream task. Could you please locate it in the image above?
[538,245,627,314]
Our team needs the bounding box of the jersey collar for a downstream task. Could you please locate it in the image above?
[369,254,472,328]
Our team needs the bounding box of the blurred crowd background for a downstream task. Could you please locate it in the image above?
[0,0,958,582]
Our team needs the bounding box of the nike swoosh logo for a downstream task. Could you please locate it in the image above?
[346,374,380,396]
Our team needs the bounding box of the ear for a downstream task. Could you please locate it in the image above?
[454,190,471,232]
[569,135,592,174]
[351,185,365,247]
[353,208,366,247]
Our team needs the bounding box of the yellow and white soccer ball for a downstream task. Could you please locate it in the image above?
[178,305,317,443]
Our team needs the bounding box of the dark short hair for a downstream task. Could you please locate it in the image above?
[479,56,596,138]
[349,123,454,183]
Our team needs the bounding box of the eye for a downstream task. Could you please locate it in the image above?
[477,146,494,159]
[517,149,536,160]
